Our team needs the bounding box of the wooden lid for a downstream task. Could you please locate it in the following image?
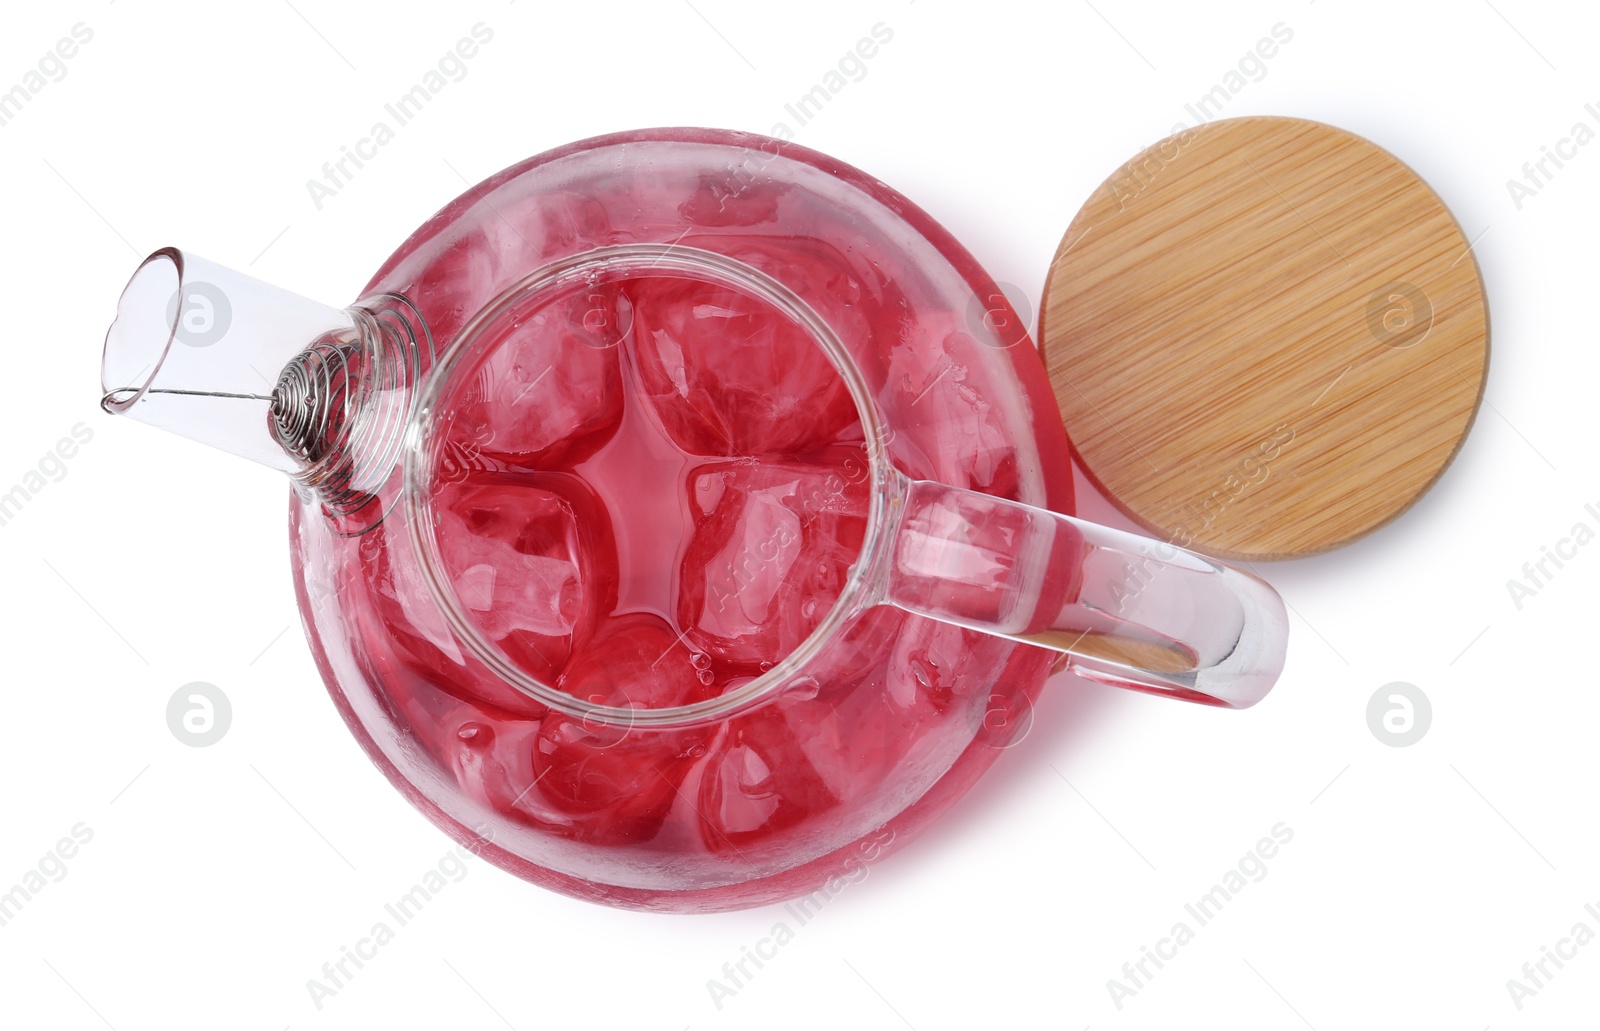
[1040,116,1489,560]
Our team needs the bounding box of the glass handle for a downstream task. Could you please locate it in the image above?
[879,475,1289,709]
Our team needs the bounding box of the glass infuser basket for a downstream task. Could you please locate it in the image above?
[100,129,1288,912]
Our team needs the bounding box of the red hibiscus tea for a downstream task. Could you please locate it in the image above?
[428,272,873,710]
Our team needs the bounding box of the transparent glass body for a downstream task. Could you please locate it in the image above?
[102,129,1287,912]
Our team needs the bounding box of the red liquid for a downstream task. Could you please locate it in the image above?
[368,271,1010,855]
[429,274,871,706]
[298,129,1071,909]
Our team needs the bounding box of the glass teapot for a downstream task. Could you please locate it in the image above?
[101,129,1287,912]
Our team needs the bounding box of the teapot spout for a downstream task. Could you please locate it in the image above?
[102,248,361,473]
[102,248,429,514]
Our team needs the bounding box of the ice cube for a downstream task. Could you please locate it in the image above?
[406,232,496,348]
[391,689,588,838]
[678,448,869,672]
[692,704,839,851]
[878,311,1021,498]
[770,608,957,806]
[629,276,860,457]
[384,672,692,847]
[880,614,1032,752]
[680,609,910,852]
[441,710,546,816]
[431,472,617,684]
[556,612,710,710]
[887,617,1000,715]
[528,190,617,256]
[533,614,715,842]
[442,286,628,469]
[708,610,1015,820]
[348,520,550,719]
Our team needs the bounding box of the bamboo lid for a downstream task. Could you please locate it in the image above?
[1040,116,1489,560]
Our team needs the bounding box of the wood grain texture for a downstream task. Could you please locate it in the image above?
[1040,116,1489,559]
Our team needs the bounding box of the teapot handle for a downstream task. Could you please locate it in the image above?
[878,474,1289,708]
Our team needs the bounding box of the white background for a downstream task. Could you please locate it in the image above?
[1,0,1594,1028]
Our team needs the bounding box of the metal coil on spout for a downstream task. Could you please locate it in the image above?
[271,339,354,469]
[271,295,433,533]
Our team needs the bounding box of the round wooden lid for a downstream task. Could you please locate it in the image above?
[1040,116,1489,560]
